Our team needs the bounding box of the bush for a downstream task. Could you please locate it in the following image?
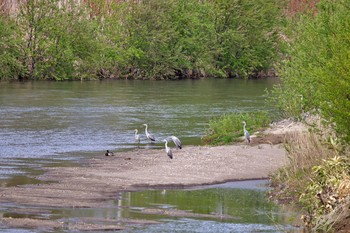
[202,111,271,145]
[272,0,350,141]
[300,156,350,231]
[122,0,282,79]
[15,0,106,80]
[0,0,283,80]
[270,130,340,202]
[0,16,23,80]
[269,126,350,232]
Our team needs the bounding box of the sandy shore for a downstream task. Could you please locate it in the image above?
[0,144,287,207]
[0,119,305,231]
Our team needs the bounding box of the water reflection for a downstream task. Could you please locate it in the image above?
[123,180,284,224]
[0,158,75,186]
[51,180,298,232]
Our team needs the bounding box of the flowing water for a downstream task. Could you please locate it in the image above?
[0,79,299,232]
[0,79,277,180]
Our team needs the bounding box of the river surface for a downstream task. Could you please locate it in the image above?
[0,79,299,232]
[0,79,276,179]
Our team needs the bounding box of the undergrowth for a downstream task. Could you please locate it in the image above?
[270,122,350,232]
[202,112,271,145]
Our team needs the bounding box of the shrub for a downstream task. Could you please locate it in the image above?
[269,127,350,232]
[16,0,105,80]
[272,0,350,141]
[202,111,271,145]
[0,16,23,80]
[101,0,283,79]
[300,156,350,231]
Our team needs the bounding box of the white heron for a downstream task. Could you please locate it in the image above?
[163,139,173,159]
[143,123,156,143]
[105,150,114,156]
[242,121,251,144]
[169,135,182,149]
[134,129,140,144]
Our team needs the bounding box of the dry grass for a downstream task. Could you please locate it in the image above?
[277,113,343,185]
[338,175,350,199]
[270,128,341,203]
[284,130,339,174]
[270,117,350,232]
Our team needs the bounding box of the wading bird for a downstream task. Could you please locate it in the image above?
[143,124,155,143]
[169,135,182,149]
[105,150,114,156]
[134,129,140,144]
[242,121,251,144]
[163,139,173,159]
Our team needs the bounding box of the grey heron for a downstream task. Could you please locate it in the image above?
[105,150,114,156]
[242,121,251,144]
[134,129,140,144]
[143,124,156,143]
[169,135,182,149]
[163,139,173,159]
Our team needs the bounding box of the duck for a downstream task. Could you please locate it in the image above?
[105,150,114,156]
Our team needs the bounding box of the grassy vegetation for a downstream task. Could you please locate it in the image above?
[268,1,350,231]
[270,129,340,200]
[202,112,271,145]
[272,0,350,142]
[301,156,350,231]
[270,127,350,231]
[270,1,350,229]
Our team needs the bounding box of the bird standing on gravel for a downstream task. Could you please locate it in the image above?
[169,135,182,149]
[163,139,173,159]
[242,121,251,144]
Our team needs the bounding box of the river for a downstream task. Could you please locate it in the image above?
[0,79,299,232]
[0,79,276,173]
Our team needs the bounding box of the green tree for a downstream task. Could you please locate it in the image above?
[122,0,182,79]
[273,0,350,141]
[1,0,283,80]
[17,0,104,80]
[212,0,281,78]
[115,0,282,79]
[0,16,23,80]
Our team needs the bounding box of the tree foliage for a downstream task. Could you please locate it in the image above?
[0,16,23,80]
[0,0,283,80]
[120,0,282,79]
[272,0,350,141]
[15,0,103,80]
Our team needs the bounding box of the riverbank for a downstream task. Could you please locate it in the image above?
[0,119,305,231]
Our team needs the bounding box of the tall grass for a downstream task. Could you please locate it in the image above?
[270,130,340,200]
[270,127,350,231]
[300,156,350,231]
[202,112,271,145]
[284,131,337,175]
